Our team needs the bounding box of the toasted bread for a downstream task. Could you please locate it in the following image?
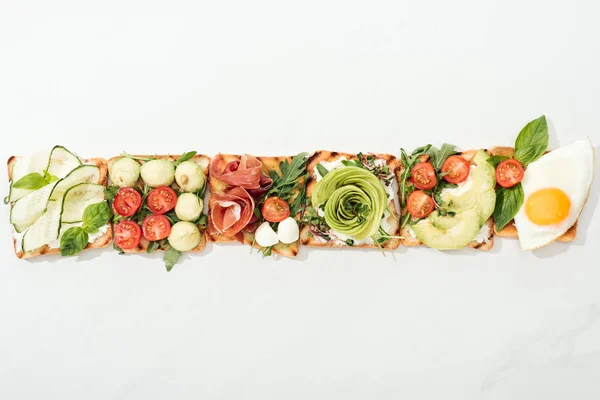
[488,146,576,242]
[394,149,495,251]
[107,154,210,254]
[8,157,113,259]
[299,150,401,250]
[207,154,303,258]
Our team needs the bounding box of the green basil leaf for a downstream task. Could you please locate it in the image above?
[13,172,49,190]
[316,164,329,178]
[163,245,182,272]
[514,115,548,166]
[487,155,510,169]
[82,201,111,230]
[60,227,89,256]
[174,151,197,167]
[43,170,59,183]
[493,183,524,231]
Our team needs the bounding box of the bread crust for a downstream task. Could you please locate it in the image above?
[394,149,495,251]
[108,154,210,254]
[487,146,576,242]
[207,154,302,258]
[299,150,401,250]
[8,157,112,259]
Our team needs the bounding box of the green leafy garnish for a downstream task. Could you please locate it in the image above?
[146,241,159,254]
[427,144,457,170]
[82,202,111,234]
[104,186,119,202]
[266,152,308,218]
[60,227,90,256]
[487,155,509,169]
[60,201,111,256]
[493,183,524,231]
[174,151,197,167]
[514,115,548,166]
[345,239,355,246]
[163,245,182,272]
[13,170,58,190]
[398,145,432,213]
[316,164,329,178]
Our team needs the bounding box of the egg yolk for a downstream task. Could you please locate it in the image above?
[525,188,571,226]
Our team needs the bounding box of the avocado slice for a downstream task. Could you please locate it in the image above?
[412,209,481,250]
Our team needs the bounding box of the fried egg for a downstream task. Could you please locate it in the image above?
[514,139,594,250]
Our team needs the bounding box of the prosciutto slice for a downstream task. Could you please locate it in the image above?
[246,174,273,198]
[210,186,255,237]
[210,154,263,189]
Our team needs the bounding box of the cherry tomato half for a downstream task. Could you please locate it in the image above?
[114,187,142,217]
[411,162,437,190]
[114,220,142,250]
[261,197,291,223]
[142,214,171,241]
[147,186,177,214]
[407,190,435,219]
[441,155,470,184]
[496,159,525,188]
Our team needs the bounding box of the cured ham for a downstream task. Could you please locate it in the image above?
[246,174,273,198]
[210,186,255,237]
[210,154,263,189]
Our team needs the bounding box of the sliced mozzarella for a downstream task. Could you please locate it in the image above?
[277,217,299,244]
[255,222,279,247]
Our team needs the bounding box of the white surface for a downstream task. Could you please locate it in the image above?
[1,1,600,399]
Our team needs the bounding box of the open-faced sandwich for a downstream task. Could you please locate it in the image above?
[6,146,112,259]
[207,153,307,257]
[395,145,496,250]
[299,151,401,251]
[489,115,594,250]
[106,152,210,270]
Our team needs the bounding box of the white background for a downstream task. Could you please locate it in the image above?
[1,1,599,399]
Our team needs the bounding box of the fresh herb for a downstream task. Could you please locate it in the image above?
[60,201,111,256]
[493,183,524,231]
[427,144,457,170]
[113,241,124,255]
[120,152,156,162]
[266,153,308,217]
[262,246,273,257]
[82,202,111,233]
[487,155,509,169]
[345,238,355,246]
[302,200,331,241]
[514,115,548,166]
[196,214,208,229]
[104,185,119,202]
[146,241,159,254]
[13,170,58,190]
[163,245,182,272]
[316,164,329,178]
[343,153,394,185]
[174,151,197,167]
[398,145,432,210]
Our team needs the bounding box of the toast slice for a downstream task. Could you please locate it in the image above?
[394,149,495,251]
[107,154,210,254]
[299,151,401,250]
[488,146,577,242]
[207,154,304,258]
[7,156,113,259]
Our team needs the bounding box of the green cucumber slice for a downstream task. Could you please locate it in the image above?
[47,145,82,178]
[50,165,100,201]
[7,149,52,203]
[10,180,59,233]
[21,200,62,252]
[61,183,106,223]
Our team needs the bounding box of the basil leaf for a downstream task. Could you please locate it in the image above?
[428,143,457,170]
[514,115,548,166]
[487,155,509,169]
[316,164,329,178]
[174,151,197,167]
[60,227,89,256]
[163,245,182,272]
[82,202,111,232]
[43,170,59,183]
[493,183,524,231]
[13,172,49,190]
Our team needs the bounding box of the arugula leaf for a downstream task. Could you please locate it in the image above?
[316,163,329,178]
[163,246,182,272]
[104,186,119,202]
[196,214,208,229]
[428,143,457,170]
[174,151,197,167]
[266,153,308,218]
[398,145,432,208]
[514,115,548,166]
[262,246,273,257]
[487,155,509,169]
[146,241,159,254]
[82,202,111,233]
[493,183,524,231]
[60,227,89,256]
[13,172,50,190]
[113,241,124,255]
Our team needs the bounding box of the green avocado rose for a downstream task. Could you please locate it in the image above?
[311,165,387,240]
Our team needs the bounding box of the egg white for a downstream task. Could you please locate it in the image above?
[514,139,594,250]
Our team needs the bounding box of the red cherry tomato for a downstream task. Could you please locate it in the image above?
[114,187,142,217]
[496,159,525,188]
[147,186,177,214]
[407,190,435,219]
[261,197,291,222]
[441,155,470,184]
[114,220,142,250]
[142,214,171,241]
[411,162,437,190]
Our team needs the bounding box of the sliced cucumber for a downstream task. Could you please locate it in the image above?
[10,181,59,233]
[61,183,106,223]
[47,145,82,178]
[8,149,52,203]
[22,201,62,252]
[50,165,100,201]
